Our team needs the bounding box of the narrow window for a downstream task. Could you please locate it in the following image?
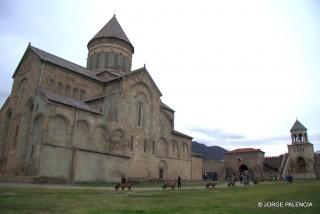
[92,54,97,69]
[58,82,63,94]
[96,52,101,69]
[13,125,20,148]
[66,85,71,97]
[73,88,78,99]
[114,53,119,68]
[87,55,90,69]
[144,139,147,153]
[130,136,134,151]
[99,52,105,68]
[80,90,86,100]
[109,53,114,67]
[152,140,155,154]
[137,102,144,127]
[118,54,123,69]
[30,145,34,158]
[104,52,110,68]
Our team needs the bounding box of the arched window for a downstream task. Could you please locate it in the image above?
[80,90,86,101]
[111,129,125,151]
[65,85,71,97]
[75,120,89,148]
[159,138,168,156]
[137,102,143,127]
[48,115,69,146]
[58,82,63,94]
[73,88,78,99]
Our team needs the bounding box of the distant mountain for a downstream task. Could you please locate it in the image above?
[192,141,228,160]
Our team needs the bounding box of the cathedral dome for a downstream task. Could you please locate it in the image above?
[87,15,134,74]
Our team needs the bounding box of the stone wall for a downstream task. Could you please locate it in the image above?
[191,155,202,180]
[225,152,264,178]
[287,143,316,178]
[203,160,225,180]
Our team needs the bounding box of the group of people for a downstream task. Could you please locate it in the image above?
[120,175,182,189]
[225,172,253,184]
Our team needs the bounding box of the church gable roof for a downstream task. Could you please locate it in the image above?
[37,88,101,114]
[290,120,307,132]
[88,15,133,50]
[30,46,103,82]
[13,44,104,82]
[106,66,163,96]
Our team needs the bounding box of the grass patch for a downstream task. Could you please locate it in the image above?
[0,180,319,213]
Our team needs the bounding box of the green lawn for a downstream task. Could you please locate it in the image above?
[0,180,319,214]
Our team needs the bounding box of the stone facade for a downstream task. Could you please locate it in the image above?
[191,153,203,180]
[0,16,200,182]
[225,148,265,179]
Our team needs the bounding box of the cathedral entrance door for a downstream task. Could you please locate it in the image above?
[159,160,168,179]
[159,168,163,179]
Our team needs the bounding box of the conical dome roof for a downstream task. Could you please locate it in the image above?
[290,120,307,132]
[88,15,134,52]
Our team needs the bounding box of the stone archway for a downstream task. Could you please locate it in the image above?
[239,164,249,173]
[159,160,168,179]
[297,157,307,173]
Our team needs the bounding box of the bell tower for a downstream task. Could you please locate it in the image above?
[287,119,316,178]
[87,15,134,76]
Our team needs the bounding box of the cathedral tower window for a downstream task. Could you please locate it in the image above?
[100,52,106,68]
[96,52,101,69]
[109,53,114,67]
[104,52,110,68]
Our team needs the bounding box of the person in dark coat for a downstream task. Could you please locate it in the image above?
[177,176,182,189]
[121,175,126,184]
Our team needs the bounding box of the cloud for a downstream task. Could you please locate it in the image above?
[189,127,320,155]
[190,127,245,140]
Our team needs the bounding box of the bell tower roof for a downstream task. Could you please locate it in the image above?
[87,15,134,52]
[290,119,307,132]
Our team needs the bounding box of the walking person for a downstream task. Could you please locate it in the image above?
[177,176,182,190]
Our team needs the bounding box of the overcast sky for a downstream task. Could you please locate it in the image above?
[1,0,319,156]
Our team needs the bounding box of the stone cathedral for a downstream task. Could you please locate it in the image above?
[0,15,202,182]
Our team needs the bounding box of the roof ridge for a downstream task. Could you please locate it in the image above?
[29,45,104,82]
[31,46,87,70]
